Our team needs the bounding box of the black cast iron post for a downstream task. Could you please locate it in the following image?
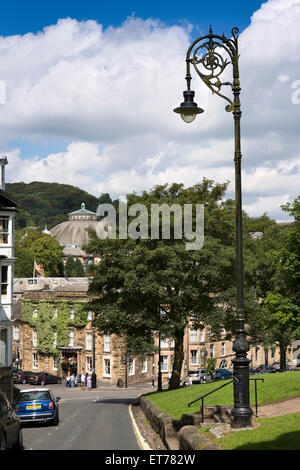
[174,26,253,428]
[157,331,162,392]
[92,324,97,388]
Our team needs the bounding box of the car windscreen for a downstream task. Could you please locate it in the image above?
[18,391,52,402]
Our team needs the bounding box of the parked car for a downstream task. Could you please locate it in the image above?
[28,372,62,385]
[0,391,23,450]
[272,362,292,371]
[249,367,257,375]
[14,389,61,425]
[13,370,33,384]
[214,369,233,380]
[187,369,209,384]
[255,364,278,374]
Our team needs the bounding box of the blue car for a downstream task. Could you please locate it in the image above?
[14,389,61,425]
[214,369,233,380]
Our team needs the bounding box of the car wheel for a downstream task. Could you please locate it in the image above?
[52,412,59,426]
[0,434,7,451]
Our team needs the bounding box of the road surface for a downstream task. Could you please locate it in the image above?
[17,382,152,451]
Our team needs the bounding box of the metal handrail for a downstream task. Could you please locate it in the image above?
[188,379,234,423]
[251,377,264,417]
[187,376,264,423]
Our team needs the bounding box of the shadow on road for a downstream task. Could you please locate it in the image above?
[93,397,139,405]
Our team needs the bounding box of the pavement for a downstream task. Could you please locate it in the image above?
[15,381,156,401]
[258,395,300,418]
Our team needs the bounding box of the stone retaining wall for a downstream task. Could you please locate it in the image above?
[139,395,220,450]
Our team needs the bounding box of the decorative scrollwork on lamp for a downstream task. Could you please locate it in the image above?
[185,26,240,113]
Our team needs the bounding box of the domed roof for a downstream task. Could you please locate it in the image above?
[50,203,111,249]
[50,219,100,247]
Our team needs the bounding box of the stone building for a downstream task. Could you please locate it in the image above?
[155,326,292,385]
[12,277,153,385]
[0,157,19,400]
[12,277,294,388]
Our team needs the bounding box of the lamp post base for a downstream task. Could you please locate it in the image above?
[230,355,253,428]
[230,407,253,429]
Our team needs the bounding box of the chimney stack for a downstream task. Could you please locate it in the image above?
[0,156,8,191]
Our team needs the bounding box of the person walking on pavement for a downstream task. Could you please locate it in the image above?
[81,370,86,389]
[41,371,45,387]
[75,373,80,387]
[70,373,75,388]
[65,373,71,388]
[86,374,92,390]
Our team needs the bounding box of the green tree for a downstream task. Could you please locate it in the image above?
[31,235,64,277]
[262,197,300,370]
[98,193,112,205]
[85,180,236,389]
[14,245,35,278]
[64,256,77,277]
[14,229,43,277]
[74,258,85,277]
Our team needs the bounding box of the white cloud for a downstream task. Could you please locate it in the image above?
[1,2,300,221]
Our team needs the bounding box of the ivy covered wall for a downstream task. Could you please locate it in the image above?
[21,299,90,356]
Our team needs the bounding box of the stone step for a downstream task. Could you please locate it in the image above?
[166,437,180,450]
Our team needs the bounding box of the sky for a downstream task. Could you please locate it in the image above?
[0,0,299,221]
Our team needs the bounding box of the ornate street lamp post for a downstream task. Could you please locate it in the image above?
[174,26,253,428]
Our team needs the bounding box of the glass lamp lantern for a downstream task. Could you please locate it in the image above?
[173,90,204,123]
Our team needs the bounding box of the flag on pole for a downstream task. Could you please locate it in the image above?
[34,260,44,277]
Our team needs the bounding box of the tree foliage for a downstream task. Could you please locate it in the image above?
[7,181,100,229]
[260,197,300,369]
[85,180,240,389]
[31,234,64,277]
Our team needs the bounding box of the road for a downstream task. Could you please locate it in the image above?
[16,382,153,451]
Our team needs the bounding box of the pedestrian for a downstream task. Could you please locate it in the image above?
[70,373,75,388]
[75,373,80,387]
[81,370,86,389]
[65,373,71,388]
[151,375,155,387]
[86,374,92,390]
[41,371,45,387]
[117,378,123,388]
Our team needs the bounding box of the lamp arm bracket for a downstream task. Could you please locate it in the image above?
[185,27,240,113]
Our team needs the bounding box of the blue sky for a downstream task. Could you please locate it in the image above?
[0,1,265,36]
[0,0,299,221]
[1,0,266,160]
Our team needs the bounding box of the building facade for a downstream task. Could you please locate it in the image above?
[12,278,153,385]
[0,157,19,400]
[12,277,294,388]
[156,326,293,385]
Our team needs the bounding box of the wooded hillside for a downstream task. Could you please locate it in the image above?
[6,181,100,229]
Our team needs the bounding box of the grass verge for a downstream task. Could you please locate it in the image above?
[147,372,300,420]
[201,413,300,450]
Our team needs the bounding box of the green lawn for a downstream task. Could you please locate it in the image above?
[203,413,300,450]
[147,372,300,420]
